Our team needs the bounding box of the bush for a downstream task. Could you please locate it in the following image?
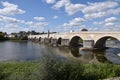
[38,55,120,80]
[38,55,84,80]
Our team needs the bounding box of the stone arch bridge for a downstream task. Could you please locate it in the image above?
[28,31,120,49]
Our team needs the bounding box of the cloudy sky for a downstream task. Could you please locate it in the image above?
[0,0,120,33]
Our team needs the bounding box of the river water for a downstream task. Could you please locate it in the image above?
[0,41,120,64]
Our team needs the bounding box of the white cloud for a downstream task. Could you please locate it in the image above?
[0,2,26,33]
[28,17,48,27]
[55,17,86,32]
[104,22,115,27]
[26,21,47,32]
[94,17,119,25]
[106,8,120,15]
[84,12,106,19]
[0,15,27,33]
[63,17,86,27]
[52,0,86,15]
[34,17,46,21]
[116,0,120,2]
[0,15,24,24]
[93,21,104,25]
[83,1,120,19]
[105,17,118,23]
[53,15,58,19]
[93,17,119,29]
[50,0,120,17]
[82,1,118,14]
[45,0,120,18]
[65,3,86,15]
[0,1,25,16]
[44,0,56,4]
[5,24,19,29]
[71,17,86,23]
[89,27,99,31]
[26,21,48,27]
[26,21,34,26]
[85,7,120,19]
[52,0,70,9]
[2,23,28,33]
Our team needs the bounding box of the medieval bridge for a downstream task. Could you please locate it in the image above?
[28,31,120,49]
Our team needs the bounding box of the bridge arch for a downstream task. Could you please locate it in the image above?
[49,37,53,43]
[69,36,83,47]
[39,37,41,41]
[57,37,62,45]
[33,37,36,40]
[94,36,119,49]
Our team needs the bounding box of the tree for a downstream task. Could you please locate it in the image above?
[81,28,88,31]
[0,32,7,41]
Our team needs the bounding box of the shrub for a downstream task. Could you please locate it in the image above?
[38,55,120,80]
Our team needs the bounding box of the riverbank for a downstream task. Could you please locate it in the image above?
[0,58,120,80]
[0,37,28,42]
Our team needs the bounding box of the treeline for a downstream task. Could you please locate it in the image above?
[0,31,28,41]
[0,30,57,41]
[0,32,8,41]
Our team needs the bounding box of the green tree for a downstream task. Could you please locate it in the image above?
[81,28,88,31]
[0,32,7,41]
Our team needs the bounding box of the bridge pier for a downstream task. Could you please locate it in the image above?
[83,40,94,49]
[36,38,39,43]
[61,39,69,46]
[40,38,44,43]
[44,38,50,44]
[51,39,58,46]
[34,38,39,43]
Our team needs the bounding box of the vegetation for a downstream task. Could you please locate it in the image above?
[0,32,8,41]
[81,28,88,31]
[39,55,120,80]
[0,62,39,80]
[0,31,28,41]
[8,36,28,41]
[0,55,120,80]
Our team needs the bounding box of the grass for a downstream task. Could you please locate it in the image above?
[0,62,39,80]
[83,63,120,79]
[0,56,120,80]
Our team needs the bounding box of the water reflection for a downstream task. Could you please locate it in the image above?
[69,47,111,63]
[70,49,120,64]
[105,48,120,64]
[0,41,120,64]
[93,51,110,63]
[70,48,82,57]
[0,41,42,62]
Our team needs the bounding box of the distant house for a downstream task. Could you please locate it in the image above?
[7,33,17,38]
[18,31,27,37]
[7,34,14,38]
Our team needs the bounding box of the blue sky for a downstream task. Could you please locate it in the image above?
[0,0,120,33]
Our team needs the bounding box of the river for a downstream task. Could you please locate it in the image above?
[0,41,120,64]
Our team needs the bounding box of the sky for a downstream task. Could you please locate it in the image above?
[0,0,120,33]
